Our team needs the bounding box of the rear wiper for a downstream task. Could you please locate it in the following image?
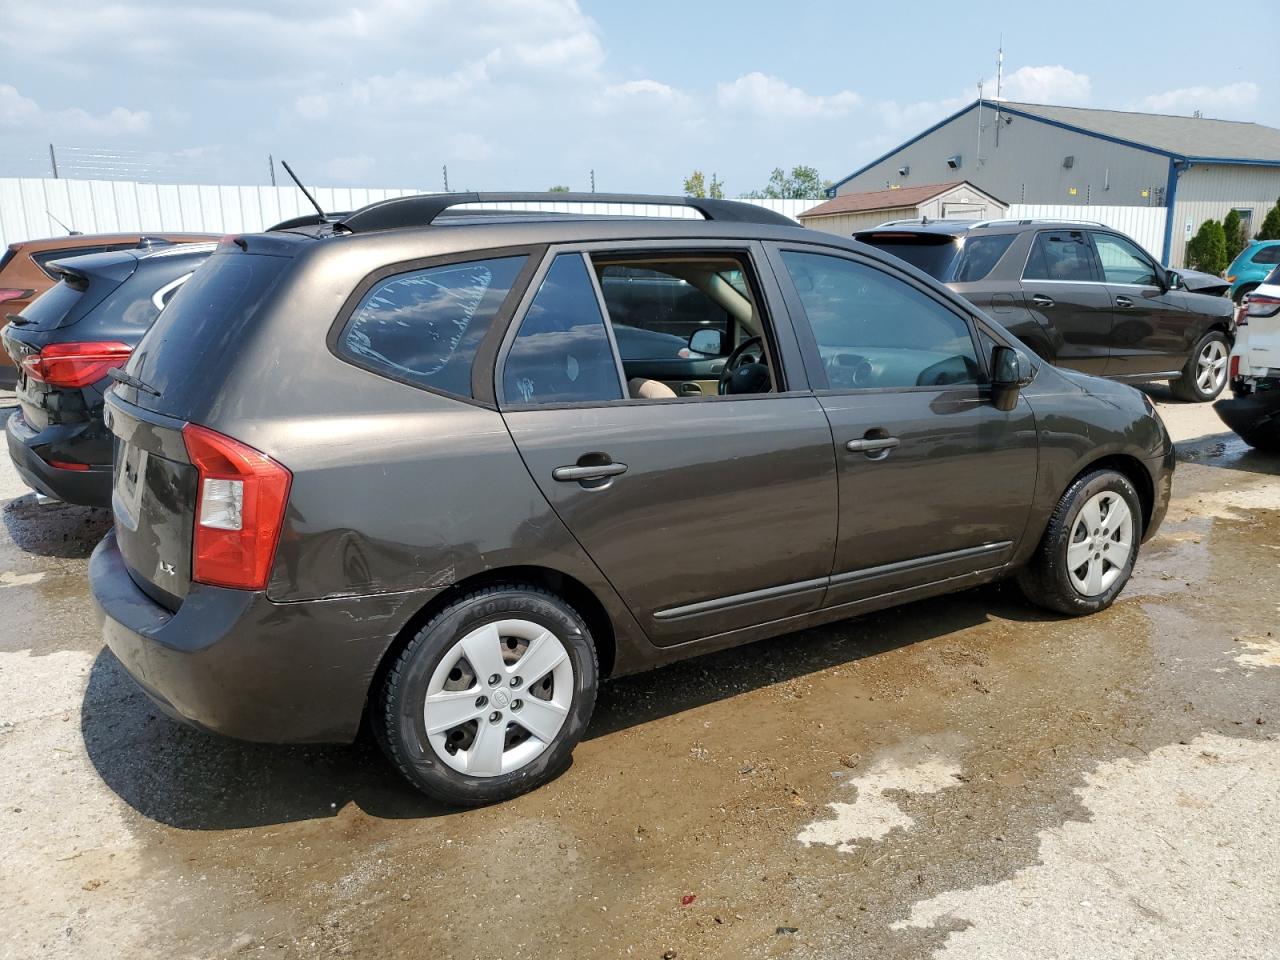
[108,367,161,397]
[5,313,32,327]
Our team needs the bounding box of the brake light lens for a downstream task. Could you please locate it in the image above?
[182,423,292,591]
[1243,294,1280,322]
[1230,355,1240,379]
[20,342,132,387]
[0,287,32,304]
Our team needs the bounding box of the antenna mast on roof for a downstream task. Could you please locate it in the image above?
[995,36,1005,147]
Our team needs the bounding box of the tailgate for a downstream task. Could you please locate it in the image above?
[1246,314,1280,373]
[104,391,198,610]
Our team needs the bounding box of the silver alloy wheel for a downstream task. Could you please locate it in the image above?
[1196,339,1228,396]
[1066,491,1135,597]
[423,618,574,777]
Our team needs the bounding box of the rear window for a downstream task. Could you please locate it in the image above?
[953,234,1016,282]
[14,281,85,329]
[857,234,960,280]
[127,252,289,407]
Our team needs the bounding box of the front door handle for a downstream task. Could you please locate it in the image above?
[1031,294,1055,308]
[1114,295,1134,308]
[846,437,900,454]
[552,462,628,483]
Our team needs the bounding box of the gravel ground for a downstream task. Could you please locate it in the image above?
[1,384,1278,960]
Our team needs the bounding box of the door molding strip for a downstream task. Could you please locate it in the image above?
[653,541,1012,621]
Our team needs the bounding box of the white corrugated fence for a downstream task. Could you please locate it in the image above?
[0,178,816,248]
[1007,204,1168,262]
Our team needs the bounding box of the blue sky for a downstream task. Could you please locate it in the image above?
[0,0,1275,194]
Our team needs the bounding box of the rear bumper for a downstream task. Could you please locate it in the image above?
[90,529,431,744]
[5,409,112,506]
[1214,391,1280,444]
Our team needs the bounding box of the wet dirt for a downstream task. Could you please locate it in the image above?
[2,387,1279,960]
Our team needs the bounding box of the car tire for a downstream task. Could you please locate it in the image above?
[1233,284,1257,304]
[1169,330,1230,402]
[1016,469,1143,617]
[376,583,599,806]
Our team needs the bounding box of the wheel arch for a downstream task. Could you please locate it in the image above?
[1069,453,1155,536]
[366,565,618,718]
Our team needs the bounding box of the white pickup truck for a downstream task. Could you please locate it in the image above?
[1216,265,1280,451]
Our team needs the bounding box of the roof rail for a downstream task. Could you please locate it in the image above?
[969,217,1106,228]
[336,192,796,233]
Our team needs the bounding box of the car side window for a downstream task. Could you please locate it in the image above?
[1091,233,1159,286]
[502,254,624,405]
[781,250,981,390]
[596,265,731,360]
[340,255,527,399]
[1023,231,1096,282]
[953,233,1016,282]
[1254,246,1280,266]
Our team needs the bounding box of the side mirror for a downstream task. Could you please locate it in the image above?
[1163,269,1180,291]
[689,328,726,356]
[990,345,1034,411]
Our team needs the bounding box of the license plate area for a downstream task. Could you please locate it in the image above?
[114,443,148,529]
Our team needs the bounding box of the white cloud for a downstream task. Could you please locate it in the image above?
[1132,81,1259,118]
[0,83,150,135]
[997,65,1092,105]
[323,154,376,182]
[717,72,861,118]
[293,93,331,121]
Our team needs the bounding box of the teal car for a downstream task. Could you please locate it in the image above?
[1227,240,1280,302]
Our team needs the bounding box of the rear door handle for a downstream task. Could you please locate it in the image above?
[552,462,628,482]
[846,437,900,454]
[1031,294,1055,308]
[1115,295,1134,308]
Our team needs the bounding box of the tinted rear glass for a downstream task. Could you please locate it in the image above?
[127,251,289,406]
[15,281,85,329]
[1023,231,1096,282]
[953,234,1016,282]
[858,235,959,280]
[339,256,526,398]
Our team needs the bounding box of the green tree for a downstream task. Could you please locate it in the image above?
[684,171,726,199]
[683,170,707,198]
[1222,209,1247,262]
[742,165,828,200]
[1186,219,1228,274]
[548,185,570,193]
[1258,196,1280,241]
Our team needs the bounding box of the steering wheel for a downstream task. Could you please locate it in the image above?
[718,336,771,395]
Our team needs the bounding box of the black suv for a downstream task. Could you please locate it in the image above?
[91,194,1174,805]
[857,219,1235,402]
[3,241,216,506]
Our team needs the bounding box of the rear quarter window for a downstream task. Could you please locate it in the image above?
[953,234,1016,282]
[1253,246,1280,266]
[339,256,527,399]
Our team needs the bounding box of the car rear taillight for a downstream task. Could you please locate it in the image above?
[20,342,133,387]
[182,423,292,591]
[0,287,32,304]
[1243,294,1280,322]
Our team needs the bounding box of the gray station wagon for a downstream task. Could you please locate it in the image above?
[90,193,1174,805]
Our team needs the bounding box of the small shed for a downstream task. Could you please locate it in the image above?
[798,181,1007,235]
